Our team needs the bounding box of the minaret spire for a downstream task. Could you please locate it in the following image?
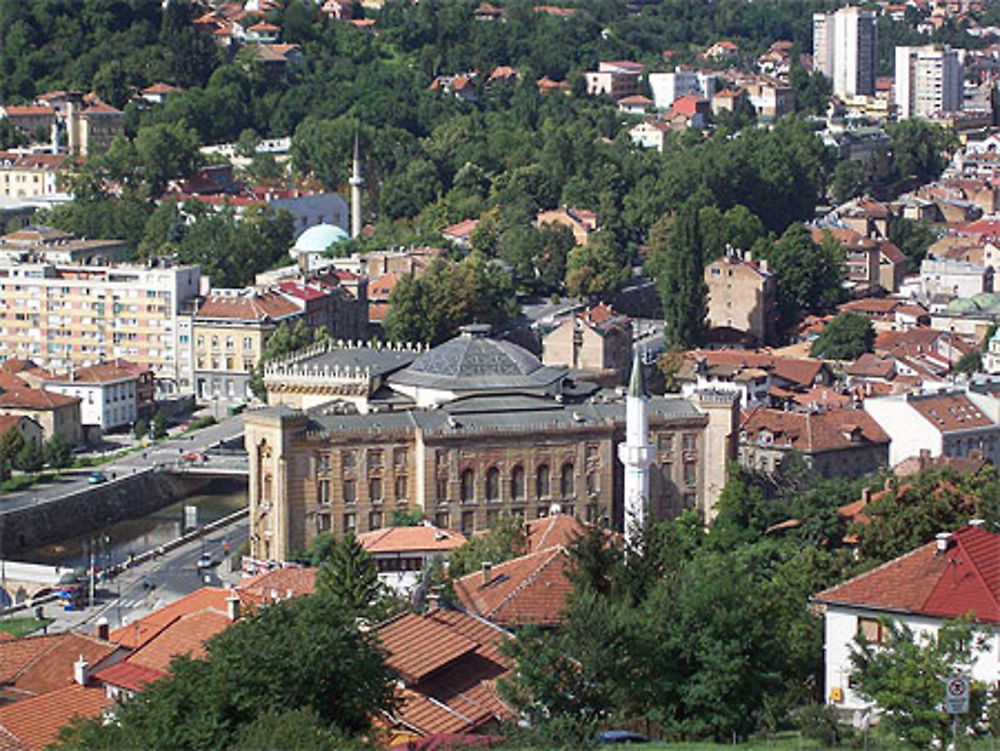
[349,131,364,239]
[618,350,653,550]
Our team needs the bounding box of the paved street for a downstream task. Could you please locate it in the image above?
[0,415,246,513]
[37,515,248,635]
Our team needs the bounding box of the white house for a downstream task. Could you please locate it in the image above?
[863,390,1000,466]
[813,523,1000,726]
[920,257,994,300]
[356,524,467,595]
[629,119,671,152]
[43,362,139,432]
[647,69,718,110]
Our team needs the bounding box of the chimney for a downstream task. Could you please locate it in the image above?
[427,589,441,611]
[969,518,986,528]
[94,617,109,641]
[226,591,241,622]
[73,654,90,686]
[285,588,294,600]
[759,259,768,274]
[861,487,871,505]
[482,561,493,586]
[935,532,953,554]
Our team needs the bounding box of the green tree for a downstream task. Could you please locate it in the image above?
[314,534,382,614]
[831,160,867,205]
[762,224,844,330]
[390,508,424,526]
[228,708,360,751]
[810,312,875,360]
[889,216,938,273]
[151,410,167,440]
[448,514,527,578]
[56,593,395,750]
[0,426,25,479]
[850,618,986,749]
[887,119,952,184]
[564,232,628,300]
[132,418,149,440]
[955,348,983,376]
[43,433,71,470]
[651,202,707,349]
[134,122,201,193]
[14,439,43,473]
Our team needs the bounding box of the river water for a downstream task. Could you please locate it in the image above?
[19,479,247,570]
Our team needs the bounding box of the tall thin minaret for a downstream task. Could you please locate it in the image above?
[618,350,653,549]
[349,133,363,238]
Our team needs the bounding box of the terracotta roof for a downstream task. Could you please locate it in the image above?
[845,353,896,379]
[141,83,180,95]
[442,219,479,239]
[81,102,121,115]
[525,514,584,553]
[128,609,230,674]
[893,451,988,478]
[688,350,826,388]
[108,586,230,649]
[237,566,316,607]
[0,632,117,701]
[740,407,889,453]
[671,94,706,117]
[2,106,54,117]
[0,683,108,751]
[369,301,390,322]
[92,660,163,693]
[907,392,994,433]
[358,526,467,555]
[194,290,301,322]
[452,547,573,627]
[874,328,943,356]
[840,297,904,315]
[370,273,401,300]
[618,95,652,106]
[814,525,1000,622]
[0,379,80,411]
[46,362,136,385]
[376,609,512,737]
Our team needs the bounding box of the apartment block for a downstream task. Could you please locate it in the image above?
[814,7,877,97]
[895,45,963,119]
[0,259,204,396]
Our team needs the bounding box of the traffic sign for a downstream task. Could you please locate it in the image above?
[944,676,969,714]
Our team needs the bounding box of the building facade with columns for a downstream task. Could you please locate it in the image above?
[243,327,739,562]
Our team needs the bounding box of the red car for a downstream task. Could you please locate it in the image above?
[182,452,208,462]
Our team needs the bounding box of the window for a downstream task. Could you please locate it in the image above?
[683,461,696,486]
[343,480,356,504]
[395,475,407,501]
[511,466,525,501]
[369,510,383,530]
[436,477,448,502]
[586,503,598,523]
[343,513,356,533]
[435,449,449,469]
[243,336,253,352]
[461,469,475,503]
[367,449,383,469]
[585,444,599,464]
[316,513,331,533]
[317,479,330,506]
[486,467,500,502]
[682,433,697,452]
[461,510,475,535]
[586,471,599,496]
[369,478,383,503]
[657,433,673,454]
[536,464,550,499]
[857,616,889,644]
[435,511,450,529]
[560,463,574,498]
[394,447,407,468]
[342,450,356,470]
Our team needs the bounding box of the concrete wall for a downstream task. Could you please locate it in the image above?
[0,471,244,555]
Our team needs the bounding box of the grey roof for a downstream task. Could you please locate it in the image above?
[389,328,567,392]
[289,346,417,378]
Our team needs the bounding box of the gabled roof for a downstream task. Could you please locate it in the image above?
[845,353,896,379]
[379,613,478,684]
[0,383,80,411]
[814,525,1000,622]
[0,683,108,751]
[740,407,889,453]
[45,362,137,386]
[452,547,573,627]
[442,218,479,239]
[237,566,316,607]
[92,660,163,693]
[108,586,230,649]
[525,513,584,553]
[907,392,994,433]
[358,525,467,555]
[127,608,230,675]
[194,289,302,322]
[0,632,117,701]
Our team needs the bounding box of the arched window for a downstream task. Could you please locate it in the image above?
[486,467,500,502]
[536,464,550,499]
[461,469,475,503]
[560,463,574,498]
[511,466,525,501]
[586,471,599,496]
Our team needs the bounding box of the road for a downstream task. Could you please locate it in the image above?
[0,415,246,513]
[40,515,248,634]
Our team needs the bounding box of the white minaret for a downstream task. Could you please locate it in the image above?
[349,133,364,238]
[618,351,653,549]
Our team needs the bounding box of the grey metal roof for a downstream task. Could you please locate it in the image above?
[294,347,417,378]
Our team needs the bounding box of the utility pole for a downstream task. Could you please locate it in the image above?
[88,537,95,609]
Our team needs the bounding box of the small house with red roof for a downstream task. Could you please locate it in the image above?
[814,523,1000,723]
[535,207,598,245]
[705,40,740,61]
[43,361,141,433]
[585,61,644,100]
[357,523,466,594]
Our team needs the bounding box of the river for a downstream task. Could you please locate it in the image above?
[18,479,247,570]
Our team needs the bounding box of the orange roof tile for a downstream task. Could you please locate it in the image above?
[108,586,230,649]
[908,392,994,433]
[0,632,116,700]
[452,547,573,627]
[236,566,316,606]
[378,613,478,684]
[127,609,230,674]
[195,290,301,322]
[358,526,467,554]
[739,407,889,453]
[0,684,108,751]
[525,514,584,553]
[92,660,164,693]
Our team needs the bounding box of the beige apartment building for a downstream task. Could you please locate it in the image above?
[0,259,204,395]
[0,153,69,199]
[705,252,777,345]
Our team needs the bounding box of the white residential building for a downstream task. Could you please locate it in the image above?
[356,524,467,595]
[920,257,993,299]
[814,7,877,97]
[895,45,963,119]
[647,69,717,111]
[814,524,1000,726]
[43,362,139,432]
[863,390,1000,466]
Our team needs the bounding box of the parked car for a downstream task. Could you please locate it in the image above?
[87,471,107,485]
[182,452,208,462]
[196,553,216,570]
[598,731,651,745]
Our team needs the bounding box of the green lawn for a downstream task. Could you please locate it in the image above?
[0,616,50,638]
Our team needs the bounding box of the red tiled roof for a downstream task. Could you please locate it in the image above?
[0,383,80,411]
[815,525,1000,622]
[452,547,573,627]
[194,290,301,322]
[2,106,54,117]
[236,566,316,607]
[0,631,117,700]
[108,587,230,649]
[46,362,136,385]
[740,407,889,453]
[840,297,904,315]
[379,613,478,684]
[442,219,479,239]
[525,514,584,553]
[0,684,108,751]
[128,608,230,674]
[845,353,896,379]
[359,526,466,554]
[141,83,180,95]
[370,273,401,300]
[93,660,164,693]
[369,302,390,322]
[689,350,825,388]
[907,392,994,433]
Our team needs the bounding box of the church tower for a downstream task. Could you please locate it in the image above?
[618,351,653,548]
[349,133,364,238]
